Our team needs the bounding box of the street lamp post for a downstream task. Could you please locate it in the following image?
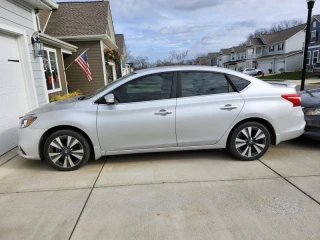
[301,0,316,91]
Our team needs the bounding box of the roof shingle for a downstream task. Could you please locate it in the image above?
[45,1,110,37]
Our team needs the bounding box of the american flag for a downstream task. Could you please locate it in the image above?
[75,51,92,81]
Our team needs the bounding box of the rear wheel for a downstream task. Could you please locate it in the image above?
[44,129,91,171]
[257,71,262,75]
[228,122,270,161]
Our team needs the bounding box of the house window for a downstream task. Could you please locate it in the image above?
[311,30,318,43]
[307,51,311,65]
[278,43,284,51]
[313,21,317,28]
[43,48,61,93]
[313,50,319,64]
[269,45,274,52]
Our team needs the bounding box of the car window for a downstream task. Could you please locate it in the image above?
[180,72,232,97]
[113,72,173,103]
[227,74,251,91]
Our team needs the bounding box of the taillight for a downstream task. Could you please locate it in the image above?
[281,94,301,107]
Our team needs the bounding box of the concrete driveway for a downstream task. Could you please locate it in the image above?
[0,137,319,240]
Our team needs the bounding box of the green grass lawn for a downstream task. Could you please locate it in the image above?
[257,72,314,80]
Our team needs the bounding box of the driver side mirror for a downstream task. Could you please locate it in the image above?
[104,93,115,105]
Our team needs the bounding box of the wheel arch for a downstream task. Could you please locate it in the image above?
[227,118,277,146]
[39,125,95,160]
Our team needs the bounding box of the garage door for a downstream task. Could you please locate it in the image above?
[258,62,272,74]
[275,61,285,73]
[0,33,29,156]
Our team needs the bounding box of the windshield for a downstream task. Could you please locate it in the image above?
[83,73,136,99]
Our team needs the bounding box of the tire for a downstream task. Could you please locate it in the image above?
[257,71,262,75]
[43,129,91,171]
[227,122,270,161]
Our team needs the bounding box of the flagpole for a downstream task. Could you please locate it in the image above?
[65,48,89,71]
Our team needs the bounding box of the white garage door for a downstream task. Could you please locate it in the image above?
[275,61,285,73]
[0,33,29,156]
[258,62,272,74]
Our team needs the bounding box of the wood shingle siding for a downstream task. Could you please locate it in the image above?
[64,41,105,94]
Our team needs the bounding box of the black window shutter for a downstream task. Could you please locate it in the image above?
[317,31,319,42]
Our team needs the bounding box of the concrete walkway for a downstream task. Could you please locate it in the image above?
[0,137,319,240]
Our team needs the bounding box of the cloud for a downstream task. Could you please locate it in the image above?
[173,0,222,11]
[56,0,319,61]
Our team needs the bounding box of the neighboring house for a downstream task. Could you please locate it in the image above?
[43,1,118,94]
[0,0,62,156]
[249,24,306,73]
[196,56,207,65]
[217,48,232,67]
[224,46,246,70]
[207,52,219,66]
[115,34,130,78]
[307,15,320,69]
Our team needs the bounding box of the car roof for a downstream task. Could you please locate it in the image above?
[134,66,260,81]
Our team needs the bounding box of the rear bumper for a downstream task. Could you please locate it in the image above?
[274,107,306,144]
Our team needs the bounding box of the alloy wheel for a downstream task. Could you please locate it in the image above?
[235,126,267,158]
[48,135,84,168]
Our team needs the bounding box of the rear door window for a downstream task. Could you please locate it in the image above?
[180,72,233,97]
[227,74,251,91]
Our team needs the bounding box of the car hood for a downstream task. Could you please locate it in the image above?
[300,88,320,108]
[22,96,82,116]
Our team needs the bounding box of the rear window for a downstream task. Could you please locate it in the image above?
[227,74,251,91]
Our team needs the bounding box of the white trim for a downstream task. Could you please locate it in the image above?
[43,47,63,94]
[61,49,72,55]
[0,23,39,109]
[39,33,77,52]
[313,50,319,64]
[307,51,311,65]
[32,10,49,104]
[60,51,68,94]
[311,30,317,43]
[309,44,320,49]
[42,10,52,32]
[100,40,107,86]
[57,34,118,49]
[107,62,117,81]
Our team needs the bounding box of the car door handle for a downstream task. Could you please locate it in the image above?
[220,105,238,110]
[154,109,172,116]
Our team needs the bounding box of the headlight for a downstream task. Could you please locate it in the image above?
[304,108,320,116]
[20,116,37,128]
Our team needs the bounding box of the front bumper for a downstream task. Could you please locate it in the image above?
[303,115,320,140]
[18,127,47,160]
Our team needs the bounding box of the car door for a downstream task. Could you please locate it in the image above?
[176,71,244,147]
[97,72,177,152]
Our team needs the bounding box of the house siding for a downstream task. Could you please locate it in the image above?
[38,10,51,31]
[286,31,305,53]
[0,0,48,106]
[286,53,303,72]
[64,41,105,94]
[262,43,285,56]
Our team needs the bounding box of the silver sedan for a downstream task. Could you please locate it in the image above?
[18,66,305,171]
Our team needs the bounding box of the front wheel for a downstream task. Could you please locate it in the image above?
[44,129,91,171]
[227,122,270,161]
[257,71,262,75]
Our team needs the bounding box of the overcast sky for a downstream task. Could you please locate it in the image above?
[56,0,320,61]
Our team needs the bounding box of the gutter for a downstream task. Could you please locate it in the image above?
[39,0,58,9]
[39,33,78,52]
[57,34,118,49]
